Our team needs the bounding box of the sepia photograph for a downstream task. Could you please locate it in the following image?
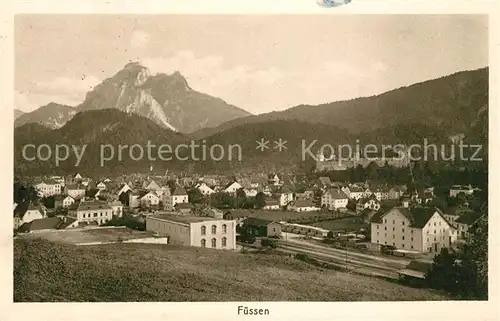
[7,8,494,313]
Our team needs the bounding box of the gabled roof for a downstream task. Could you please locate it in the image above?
[76,200,112,211]
[370,206,448,229]
[318,177,332,185]
[325,189,348,200]
[224,181,241,190]
[172,186,187,196]
[347,185,364,193]
[243,217,273,227]
[18,217,61,232]
[293,199,316,208]
[86,188,100,198]
[14,202,44,219]
[175,203,194,209]
[66,183,86,190]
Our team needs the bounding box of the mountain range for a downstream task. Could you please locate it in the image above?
[15,62,251,133]
[14,67,488,176]
[192,68,488,140]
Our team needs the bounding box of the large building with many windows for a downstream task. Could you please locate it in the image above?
[370,206,457,253]
[146,214,236,250]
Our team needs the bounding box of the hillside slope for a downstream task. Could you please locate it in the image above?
[192,68,488,140]
[14,239,448,302]
[14,103,77,129]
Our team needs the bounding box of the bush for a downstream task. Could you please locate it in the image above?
[261,238,278,249]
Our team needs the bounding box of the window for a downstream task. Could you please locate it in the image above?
[377,225,379,230]
[385,241,387,245]
[434,222,436,226]
[377,232,379,236]
[222,224,227,234]
[392,227,395,231]
[434,237,436,241]
[201,225,206,235]
[212,225,217,234]
[377,240,379,244]
[411,229,414,234]
[201,239,206,247]
[222,237,227,247]
[384,226,387,231]
[411,245,414,249]
[402,236,405,240]
[392,242,395,246]
[427,238,429,242]
[393,235,395,239]
[411,237,414,241]
[94,213,97,217]
[211,238,216,248]
[384,219,387,223]
[434,230,436,234]
[402,221,405,226]
[402,228,405,233]
[393,220,395,224]
[439,221,441,226]
[401,244,405,248]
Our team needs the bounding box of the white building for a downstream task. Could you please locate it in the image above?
[224,181,242,195]
[14,204,47,229]
[356,197,381,213]
[110,200,124,217]
[68,200,113,225]
[54,195,75,209]
[65,184,86,200]
[35,181,62,197]
[197,182,215,196]
[321,189,348,210]
[139,191,160,207]
[288,199,320,212]
[279,188,294,207]
[146,214,237,250]
[96,182,107,191]
[342,185,364,200]
[449,185,474,198]
[171,186,189,207]
[244,188,258,197]
[370,206,457,253]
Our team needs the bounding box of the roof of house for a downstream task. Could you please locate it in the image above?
[175,203,194,209]
[57,216,78,229]
[14,202,44,219]
[347,185,364,193]
[325,189,348,199]
[318,177,332,185]
[18,217,62,232]
[66,184,86,190]
[243,217,273,227]
[172,186,187,196]
[86,188,100,198]
[149,214,221,224]
[75,200,112,211]
[370,206,447,229]
[293,199,316,208]
[455,211,484,226]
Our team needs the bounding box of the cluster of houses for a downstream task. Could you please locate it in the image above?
[14,172,485,255]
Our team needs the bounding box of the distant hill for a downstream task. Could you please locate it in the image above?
[14,109,187,176]
[14,109,24,119]
[191,68,489,142]
[14,238,448,302]
[16,62,251,133]
[14,103,77,129]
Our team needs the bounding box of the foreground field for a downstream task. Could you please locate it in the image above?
[14,239,449,302]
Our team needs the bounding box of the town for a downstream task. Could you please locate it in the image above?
[13,161,487,299]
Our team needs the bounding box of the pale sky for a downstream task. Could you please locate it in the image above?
[15,15,488,114]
